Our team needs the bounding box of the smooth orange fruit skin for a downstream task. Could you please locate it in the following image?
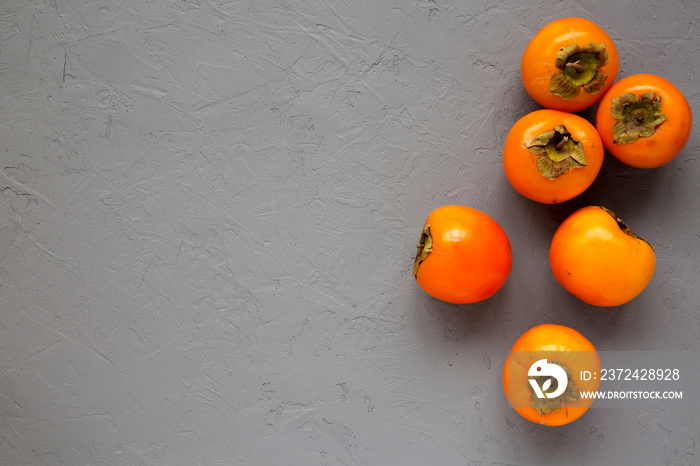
[503,324,601,426]
[521,17,619,112]
[415,205,512,304]
[549,206,656,307]
[595,74,692,168]
[503,109,604,204]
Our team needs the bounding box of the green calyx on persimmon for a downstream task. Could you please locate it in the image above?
[611,92,667,144]
[527,360,580,415]
[550,42,609,99]
[526,125,587,180]
[599,206,654,251]
[413,225,433,277]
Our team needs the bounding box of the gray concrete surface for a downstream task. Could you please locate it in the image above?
[1,0,698,464]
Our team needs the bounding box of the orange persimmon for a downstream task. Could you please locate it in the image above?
[522,17,619,112]
[413,205,512,304]
[595,74,692,168]
[503,109,604,204]
[549,206,656,307]
[503,324,601,426]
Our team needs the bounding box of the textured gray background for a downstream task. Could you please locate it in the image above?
[1,0,699,465]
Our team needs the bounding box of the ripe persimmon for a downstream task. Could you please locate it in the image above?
[595,74,692,168]
[549,206,656,307]
[413,205,512,304]
[503,324,601,426]
[522,17,619,112]
[503,109,604,204]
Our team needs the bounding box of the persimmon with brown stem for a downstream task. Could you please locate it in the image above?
[521,17,619,112]
[413,205,512,304]
[595,74,692,168]
[549,206,656,307]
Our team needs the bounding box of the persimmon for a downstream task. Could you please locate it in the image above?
[549,206,656,307]
[503,109,604,204]
[522,17,619,112]
[413,205,512,304]
[595,74,692,168]
[503,324,601,426]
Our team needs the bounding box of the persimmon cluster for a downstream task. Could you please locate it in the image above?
[413,17,692,426]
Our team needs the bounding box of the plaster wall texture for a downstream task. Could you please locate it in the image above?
[0,0,698,465]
